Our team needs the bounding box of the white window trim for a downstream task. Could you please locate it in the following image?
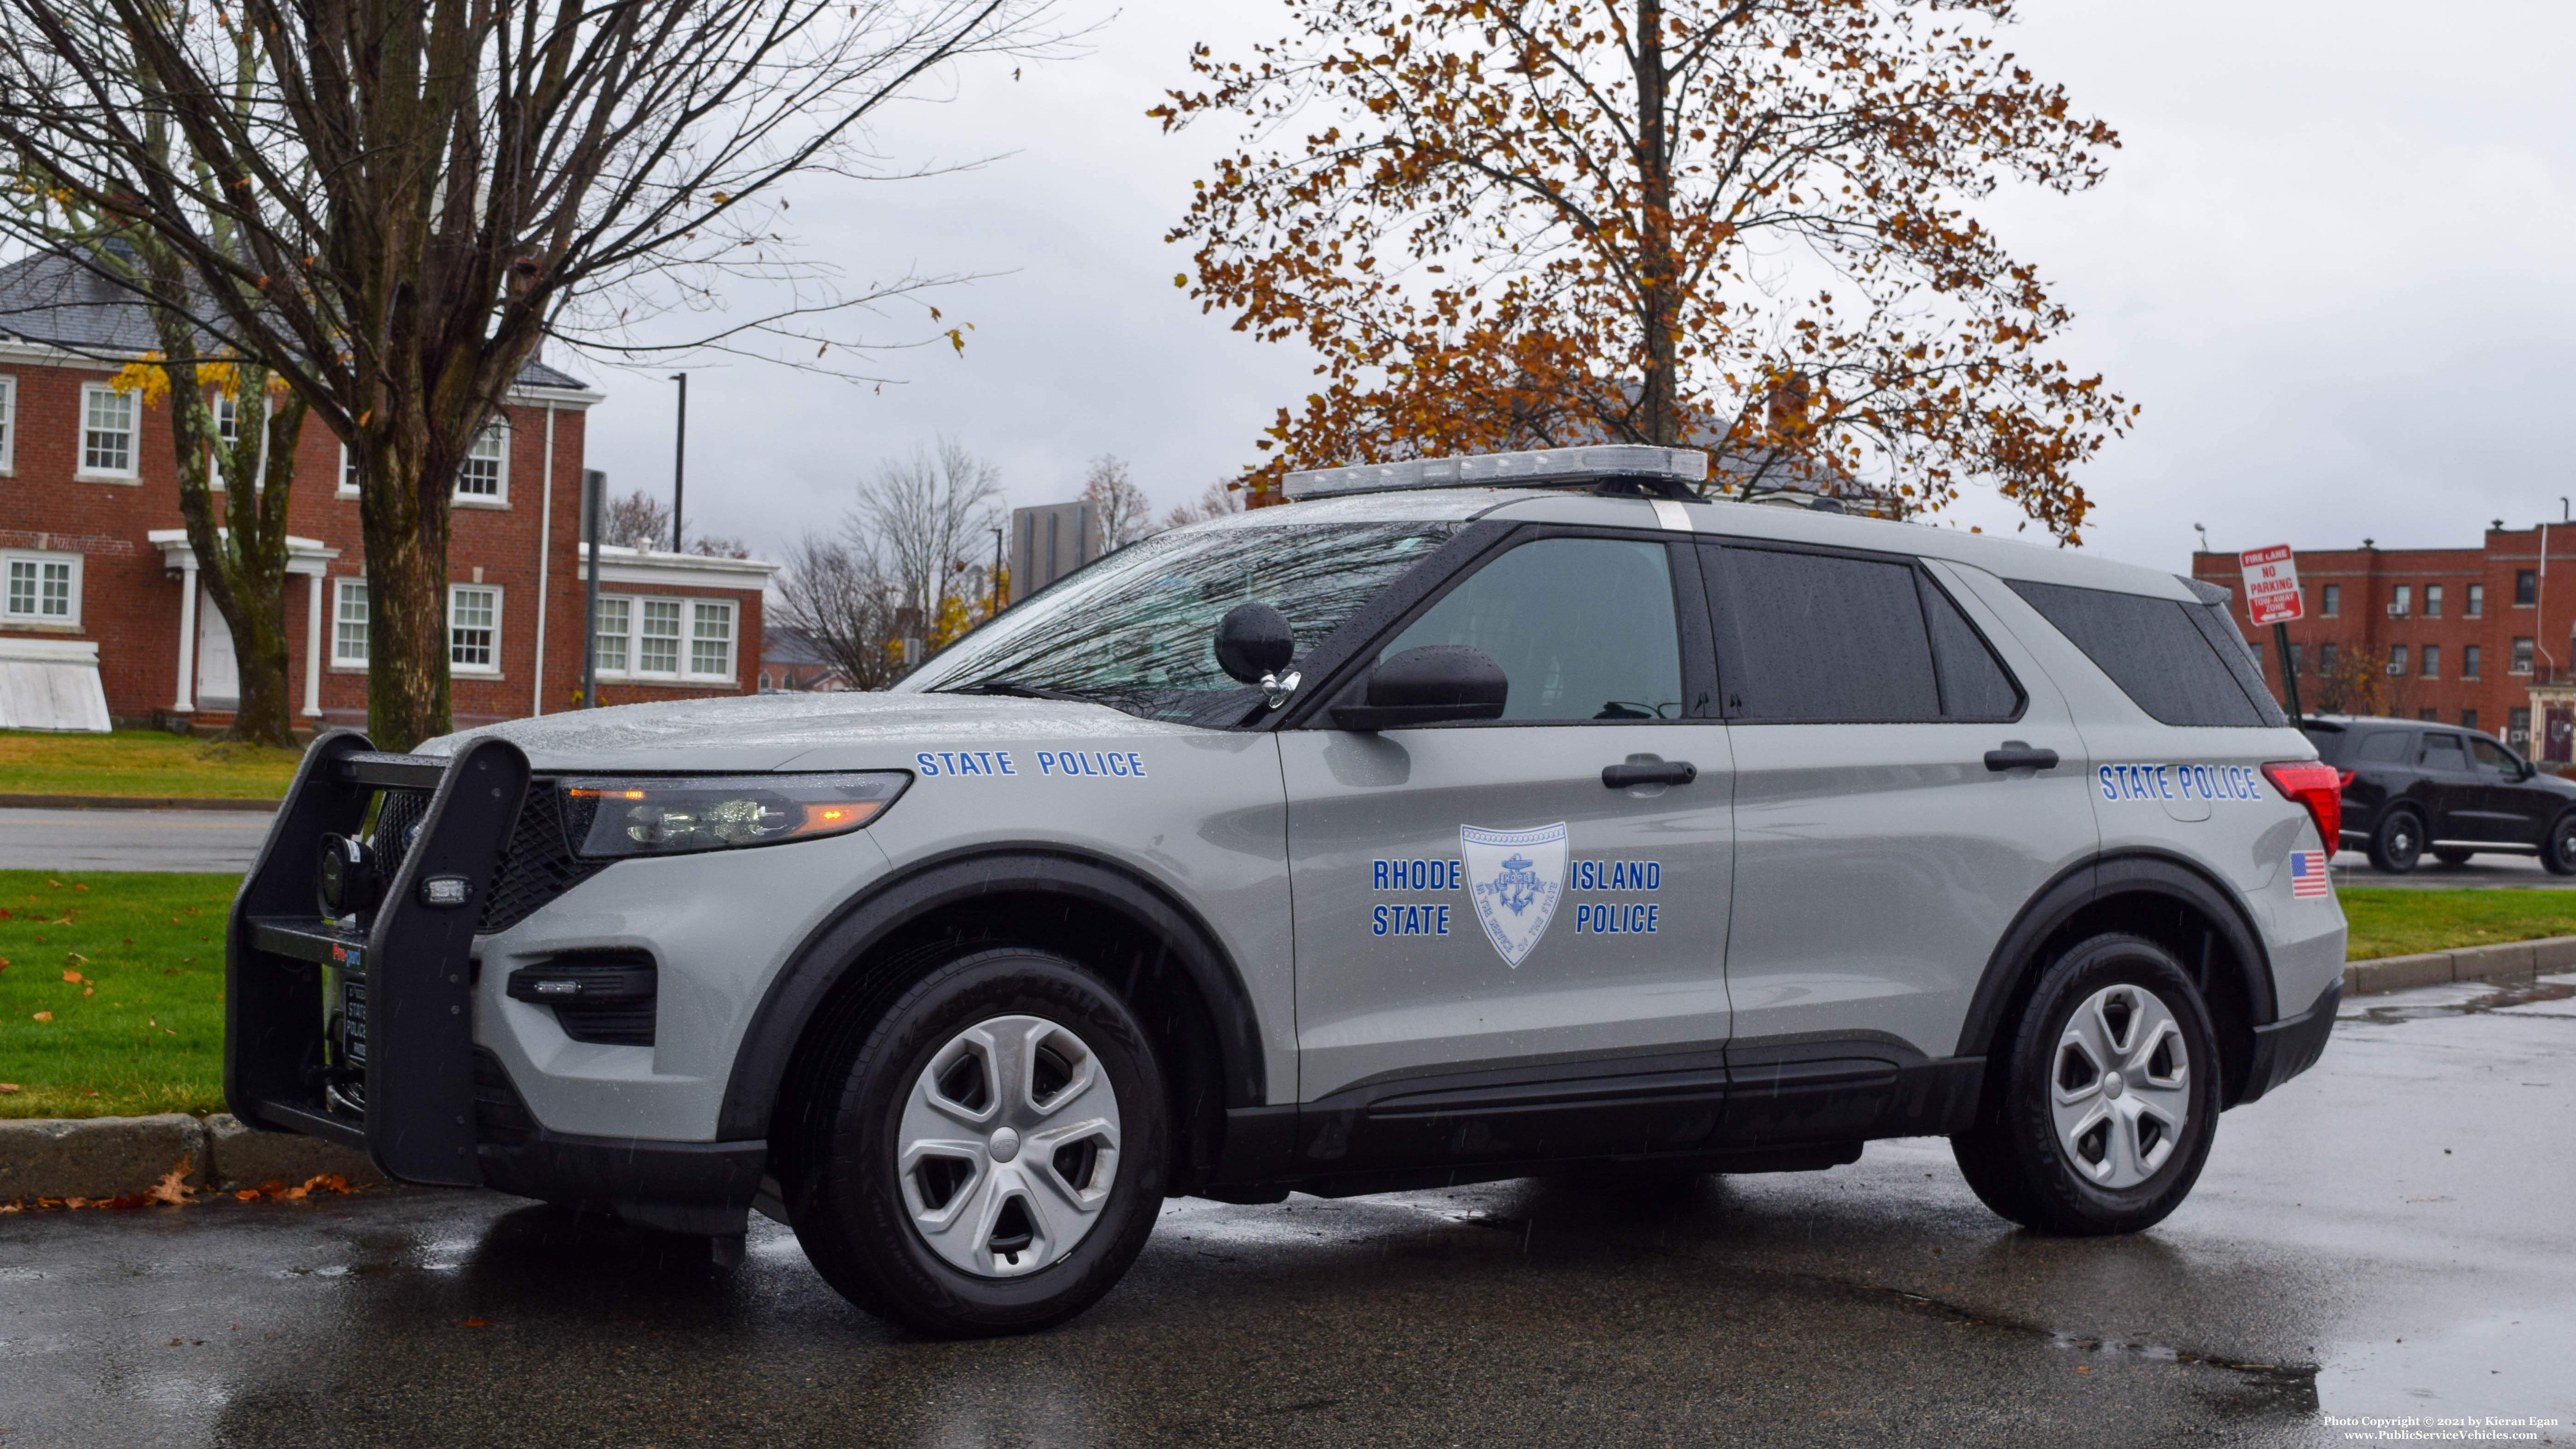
[337,443,361,498]
[455,416,510,508]
[448,582,504,676]
[76,382,140,481]
[331,577,370,669]
[0,373,17,474]
[591,591,740,684]
[1,548,82,628]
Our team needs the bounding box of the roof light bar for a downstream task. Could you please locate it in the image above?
[1282,445,1710,501]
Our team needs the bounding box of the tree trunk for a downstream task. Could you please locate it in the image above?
[355,398,459,754]
[1633,0,1678,448]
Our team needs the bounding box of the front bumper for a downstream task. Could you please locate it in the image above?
[225,730,762,1233]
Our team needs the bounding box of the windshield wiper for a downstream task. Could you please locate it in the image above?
[951,678,1099,704]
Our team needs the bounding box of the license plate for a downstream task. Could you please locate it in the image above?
[341,979,368,1068]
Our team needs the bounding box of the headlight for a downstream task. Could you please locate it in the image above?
[559,772,909,859]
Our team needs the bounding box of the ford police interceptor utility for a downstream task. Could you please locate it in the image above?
[226,445,2346,1336]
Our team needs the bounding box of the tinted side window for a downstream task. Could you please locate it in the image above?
[1920,576,2024,721]
[1713,546,1939,722]
[1382,537,1682,722]
[2301,726,2347,763]
[2471,738,2519,777]
[2006,580,2283,728]
[2418,734,2469,771]
[2354,730,2412,764]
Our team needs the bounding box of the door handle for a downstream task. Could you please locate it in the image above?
[1984,743,2060,773]
[1603,760,1697,788]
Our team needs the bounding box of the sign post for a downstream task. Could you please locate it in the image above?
[2240,544,2306,722]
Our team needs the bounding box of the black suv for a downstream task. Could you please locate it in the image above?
[2303,715,2576,873]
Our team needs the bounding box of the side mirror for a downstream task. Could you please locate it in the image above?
[1331,646,1508,730]
[2520,759,2539,781]
[1213,602,1294,684]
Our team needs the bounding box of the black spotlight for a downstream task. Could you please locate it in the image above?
[317,833,384,918]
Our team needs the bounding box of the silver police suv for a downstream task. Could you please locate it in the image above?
[227,446,2345,1336]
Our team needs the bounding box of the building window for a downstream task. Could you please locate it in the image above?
[2386,645,2408,676]
[1,551,79,626]
[2424,584,2442,619]
[2463,644,2482,680]
[2518,570,2538,607]
[2320,642,2338,674]
[332,579,369,665]
[690,601,736,678]
[2321,584,2340,617]
[592,596,631,674]
[2463,709,2479,731]
[592,595,740,682]
[2513,637,2535,674]
[2468,583,2485,617]
[2418,707,2438,722]
[449,584,501,673]
[80,384,137,476]
[639,599,682,674]
[2287,642,2304,678]
[2512,706,2532,745]
[2419,644,2439,678]
[338,444,360,496]
[0,373,17,471]
[457,418,507,500]
[2390,584,2411,617]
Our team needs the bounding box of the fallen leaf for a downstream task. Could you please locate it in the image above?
[73,884,86,892]
[163,969,178,977]
[146,1158,193,1204]
[0,1084,18,1094]
[63,968,81,982]
[462,1317,489,1328]
[31,1012,50,1022]
[81,987,93,998]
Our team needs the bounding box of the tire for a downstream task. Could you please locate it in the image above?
[785,948,1168,1337]
[2541,812,2576,876]
[2433,848,2475,867]
[2366,809,2424,874]
[1951,934,2220,1236]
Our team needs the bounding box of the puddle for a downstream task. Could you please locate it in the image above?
[2341,980,2576,1026]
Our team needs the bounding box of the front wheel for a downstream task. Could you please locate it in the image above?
[786,949,1167,1337]
[2367,810,2424,873]
[2541,812,2576,876]
[1952,934,2219,1236]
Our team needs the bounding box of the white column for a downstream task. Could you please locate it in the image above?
[171,560,198,713]
[303,572,326,718]
[530,401,557,717]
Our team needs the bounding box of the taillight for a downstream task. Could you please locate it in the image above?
[2264,761,2344,852]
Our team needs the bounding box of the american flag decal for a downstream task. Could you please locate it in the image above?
[2289,851,2332,899]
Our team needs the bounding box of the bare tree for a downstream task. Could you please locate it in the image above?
[1080,454,1154,550]
[856,438,1002,628]
[1162,477,1248,531]
[771,532,906,690]
[600,490,675,551]
[0,0,1057,748]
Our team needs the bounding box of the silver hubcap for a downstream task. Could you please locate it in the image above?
[2050,984,2190,1189]
[897,1014,1121,1278]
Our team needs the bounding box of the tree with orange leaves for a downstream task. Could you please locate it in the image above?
[1155,0,2134,539]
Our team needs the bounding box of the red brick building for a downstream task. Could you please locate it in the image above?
[2192,525,2576,761]
[0,253,774,734]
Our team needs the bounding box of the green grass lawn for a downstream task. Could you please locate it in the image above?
[0,872,236,1119]
[0,872,2570,1119]
[0,730,302,800]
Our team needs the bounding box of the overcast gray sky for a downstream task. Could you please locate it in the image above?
[570,0,2576,576]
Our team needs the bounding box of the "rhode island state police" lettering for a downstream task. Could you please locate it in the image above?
[915,750,1017,777]
[2098,763,2264,803]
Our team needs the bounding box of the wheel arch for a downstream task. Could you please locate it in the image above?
[717,847,1268,1186]
[1956,852,2279,1109]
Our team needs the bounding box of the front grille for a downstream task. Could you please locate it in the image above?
[367,778,611,935]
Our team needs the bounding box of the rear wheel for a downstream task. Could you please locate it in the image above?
[1952,934,2219,1236]
[2433,847,2475,866]
[786,949,1166,1337]
[2541,812,2576,876]
[2367,810,2424,873]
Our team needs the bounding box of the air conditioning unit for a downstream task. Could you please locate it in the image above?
[2387,602,2408,616]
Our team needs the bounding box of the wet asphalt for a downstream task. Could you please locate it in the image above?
[4,976,2572,1448]
[0,808,271,874]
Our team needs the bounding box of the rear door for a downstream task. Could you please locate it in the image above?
[1706,543,2097,1059]
[2414,730,2498,841]
[1282,531,1736,1107]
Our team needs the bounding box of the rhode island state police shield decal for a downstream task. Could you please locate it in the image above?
[1460,823,1569,968]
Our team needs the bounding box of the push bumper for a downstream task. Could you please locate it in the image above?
[225,730,763,1233]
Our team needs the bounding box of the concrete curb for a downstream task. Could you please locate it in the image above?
[0,1112,384,1202]
[0,792,277,812]
[2344,934,2576,996]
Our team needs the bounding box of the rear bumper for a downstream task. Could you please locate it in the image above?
[2238,979,2340,1105]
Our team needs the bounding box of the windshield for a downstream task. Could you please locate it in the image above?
[902,520,1458,724]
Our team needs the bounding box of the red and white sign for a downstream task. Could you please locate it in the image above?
[2239,544,2304,625]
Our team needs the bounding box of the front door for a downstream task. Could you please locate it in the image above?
[196,585,240,710]
[1283,533,1735,1122]
[2412,730,2494,841]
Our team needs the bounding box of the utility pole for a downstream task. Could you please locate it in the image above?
[583,469,605,708]
[668,373,688,553]
[991,526,1005,615]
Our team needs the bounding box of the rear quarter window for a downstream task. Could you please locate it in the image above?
[2006,580,2286,728]
[2354,730,2413,764]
